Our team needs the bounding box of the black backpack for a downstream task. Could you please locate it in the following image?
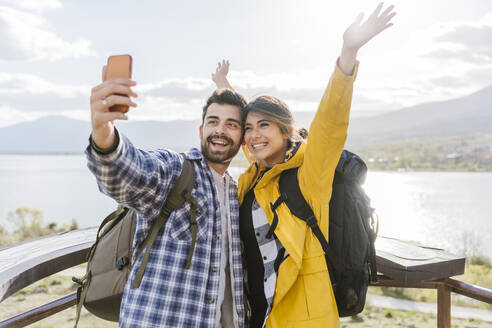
[271,149,378,317]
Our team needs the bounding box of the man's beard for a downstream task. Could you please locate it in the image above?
[201,135,241,164]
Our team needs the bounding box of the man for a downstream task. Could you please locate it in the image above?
[86,65,247,327]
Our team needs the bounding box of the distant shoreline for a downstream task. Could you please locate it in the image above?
[1,153,491,172]
[0,152,85,156]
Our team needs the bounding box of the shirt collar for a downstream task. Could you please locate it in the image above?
[183,147,203,160]
[183,147,236,184]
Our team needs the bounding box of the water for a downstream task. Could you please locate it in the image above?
[364,172,492,258]
[0,155,116,231]
[0,155,491,258]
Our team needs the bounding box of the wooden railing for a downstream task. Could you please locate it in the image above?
[373,275,492,327]
[1,229,491,328]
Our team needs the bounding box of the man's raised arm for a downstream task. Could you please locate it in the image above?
[90,65,138,150]
[86,65,183,221]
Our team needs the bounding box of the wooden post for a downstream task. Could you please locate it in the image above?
[437,283,451,328]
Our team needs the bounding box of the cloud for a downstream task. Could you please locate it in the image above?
[351,11,492,111]
[0,72,87,97]
[418,12,492,65]
[0,72,89,112]
[0,72,214,122]
[128,96,204,121]
[4,7,492,127]
[0,68,338,124]
[233,84,325,104]
[130,69,404,119]
[0,0,61,11]
[0,107,47,127]
[431,26,492,63]
[140,78,215,102]
[423,47,492,65]
[428,75,471,89]
[351,94,403,114]
[139,73,324,105]
[463,65,492,86]
[0,5,94,61]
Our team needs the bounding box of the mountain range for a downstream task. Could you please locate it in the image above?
[1,85,491,153]
[346,85,492,146]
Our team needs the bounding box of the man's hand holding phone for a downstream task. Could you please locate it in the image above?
[90,55,137,150]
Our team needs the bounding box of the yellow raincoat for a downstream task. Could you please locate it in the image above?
[238,62,358,327]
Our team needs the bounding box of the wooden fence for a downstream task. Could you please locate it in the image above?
[1,228,491,328]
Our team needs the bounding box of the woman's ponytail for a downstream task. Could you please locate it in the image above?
[297,128,308,140]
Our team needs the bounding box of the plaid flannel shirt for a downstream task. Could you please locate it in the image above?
[86,131,246,328]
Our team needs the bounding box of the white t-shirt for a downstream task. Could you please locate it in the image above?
[210,168,235,328]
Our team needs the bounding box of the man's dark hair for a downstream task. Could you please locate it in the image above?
[202,88,247,123]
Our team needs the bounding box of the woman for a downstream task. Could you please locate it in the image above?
[213,4,396,327]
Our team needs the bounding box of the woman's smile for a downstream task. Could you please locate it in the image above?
[244,111,288,167]
[251,142,268,150]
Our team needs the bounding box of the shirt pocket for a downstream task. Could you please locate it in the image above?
[168,188,209,243]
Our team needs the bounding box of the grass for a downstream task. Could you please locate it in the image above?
[340,306,491,327]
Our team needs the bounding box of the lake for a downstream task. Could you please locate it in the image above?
[0,155,491,258]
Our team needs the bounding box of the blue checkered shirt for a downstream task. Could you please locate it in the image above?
[86,132,246,328]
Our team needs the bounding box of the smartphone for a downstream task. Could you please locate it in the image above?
[105,54,133,113]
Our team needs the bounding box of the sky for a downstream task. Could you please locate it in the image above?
[0,0,491,127]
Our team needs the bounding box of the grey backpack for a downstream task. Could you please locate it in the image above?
[73,159,197,326]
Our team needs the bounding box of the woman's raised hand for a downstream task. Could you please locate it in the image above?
[339,3,396,75]
[344,3,396,50]
[211,59,232,89]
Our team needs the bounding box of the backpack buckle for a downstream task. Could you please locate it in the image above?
[305,215,317,228]
[72,277,83,285]
[116,256,130,270]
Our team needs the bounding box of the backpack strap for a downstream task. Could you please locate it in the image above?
[265,194,286,239]
[74,271,91,327]
[132,158,196,288]
[277,168,343,274]
[86,207,128,262]
[365,201,379,283]
[336,150,379,283]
